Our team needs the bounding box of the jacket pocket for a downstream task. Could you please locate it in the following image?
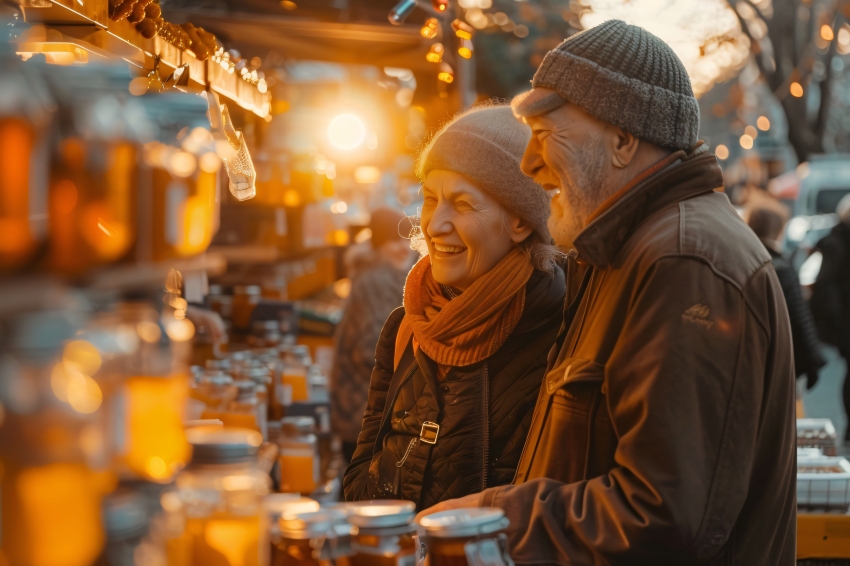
[528,358,612,482]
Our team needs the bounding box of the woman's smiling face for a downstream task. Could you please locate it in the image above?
[421,169,524,291]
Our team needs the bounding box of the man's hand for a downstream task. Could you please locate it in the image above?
[415,491,485,523]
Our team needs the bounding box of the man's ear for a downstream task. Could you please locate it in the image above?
[509,216,534,243]
[610,126,640,169]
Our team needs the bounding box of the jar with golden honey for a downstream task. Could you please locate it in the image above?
[202,380,264,434]
[277,417,318,495]
[346,501,418,566]
[193,369,237,412]
[232,286,262,331]
[419,509,512,566]
[275,510,351,566]
[279,346,310,404]
[165,426,270,566]
[264,494,320,566]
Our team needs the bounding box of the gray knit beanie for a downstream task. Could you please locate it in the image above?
[416,105,550,243]
[512,20,699,151]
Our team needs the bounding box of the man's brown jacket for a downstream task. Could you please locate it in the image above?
[478,150,796,565]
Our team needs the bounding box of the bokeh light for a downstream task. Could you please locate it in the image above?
[757,116,770,131]
[327,114,366,150]
[714,144,729,159]
[580,0,750,96]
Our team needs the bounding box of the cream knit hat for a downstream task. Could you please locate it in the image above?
[416,105,551,243]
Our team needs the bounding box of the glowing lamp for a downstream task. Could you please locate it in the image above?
[452,19,474,40]
[426,43,444,63]
[432,0,449,11]
[438,62,454,83]
[327,114,366,150]
[421,17,440,38]
[458,39,473,59]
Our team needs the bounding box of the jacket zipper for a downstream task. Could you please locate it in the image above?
[382,362,419,497]
[481,363,490,491]
[378,361,419,434]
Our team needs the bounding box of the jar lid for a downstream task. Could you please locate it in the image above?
[205,358,231,370]
[234,285,262,296]
[263,494,320,519]
[253,320,280,331]
[186,426,263,465]
[281,416,316,435]
[279,509,345,539]
[419,508,508,538]
[345,500,416,528]
[201,370,232,385]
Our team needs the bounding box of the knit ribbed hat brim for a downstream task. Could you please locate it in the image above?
[514,20,700,152]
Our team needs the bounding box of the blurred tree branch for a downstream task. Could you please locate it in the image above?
[732,0,846,161]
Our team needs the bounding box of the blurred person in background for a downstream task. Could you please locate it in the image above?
[330,207,416,464]
[811,194,850,438]
[746,200,826,391]
[343,105,566,510]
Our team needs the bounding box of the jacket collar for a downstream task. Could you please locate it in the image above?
[573,148,724,269]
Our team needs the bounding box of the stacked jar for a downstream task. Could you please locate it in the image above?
[277,416,319,495]
[346,501,418,566]
[163,426,270,566]
[419,508,513,566]
[275,510,350,566]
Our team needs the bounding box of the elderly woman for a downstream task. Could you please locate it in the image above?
[343,105,565,510]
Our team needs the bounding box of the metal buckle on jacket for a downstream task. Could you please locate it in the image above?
[419,421,440,444]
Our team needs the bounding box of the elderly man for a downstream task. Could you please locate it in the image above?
[420,20,796,565]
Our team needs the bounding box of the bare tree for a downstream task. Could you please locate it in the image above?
[732,0,848,161]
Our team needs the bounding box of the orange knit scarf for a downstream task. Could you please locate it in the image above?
[394,247,534,371]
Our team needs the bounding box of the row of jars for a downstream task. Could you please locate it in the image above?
[189,340,335,497]
[144,426,514,566]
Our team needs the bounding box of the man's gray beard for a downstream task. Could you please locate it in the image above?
[549,137,608,249]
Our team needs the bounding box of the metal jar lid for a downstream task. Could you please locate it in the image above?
[186,426,263,465]
[263,494,320,519]
[345,500,416,528]
[419,508,509,538]
[234,285,262,296]
[279,509,345,539]
[281,416,316,435]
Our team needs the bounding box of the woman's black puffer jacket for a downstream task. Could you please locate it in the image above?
[343,266,566,510]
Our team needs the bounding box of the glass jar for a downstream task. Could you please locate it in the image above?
[202,380,264,433]
[245,364,273,431]
[277,417,318,495]
[274,510,350,566]
[193,369,237,413]
[419,508,512,566]
[122,371,191,482]
[249,320,283,349]
[164,426,270,566]
[279,347,309,404]
[265,495,321,566]
[232,286,262,331]
[307,365,329,404]
[346,501,417,566]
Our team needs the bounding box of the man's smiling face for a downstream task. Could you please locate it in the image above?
[520,101,612,249]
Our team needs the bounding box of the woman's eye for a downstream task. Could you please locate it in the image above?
[455,201,473,211]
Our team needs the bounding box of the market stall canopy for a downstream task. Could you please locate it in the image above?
[163,10,434,72]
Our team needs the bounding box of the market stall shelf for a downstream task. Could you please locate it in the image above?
[16,1,269,117]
